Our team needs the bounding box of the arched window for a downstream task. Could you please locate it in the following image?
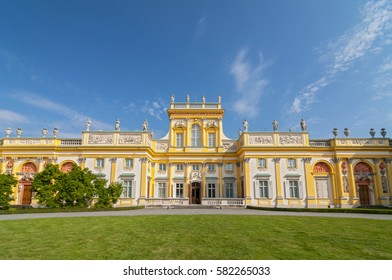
[191,124,201,147]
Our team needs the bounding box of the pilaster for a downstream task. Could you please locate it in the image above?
[273,157,282,206]
[243,157,251,204]
[236,162,241,197]
[150,163,156,198]
[139,157,148,204]
[373,159,385,205]
[218,163,223,197]
[110,158,117,183]
[202,162,206,198]
[347,159,357,205]
[386,159,392,202]
[168,163,173,198]
[37,157,46,172]
[78,157,86,169]
[185,163,190,198]
[302,157,313,207]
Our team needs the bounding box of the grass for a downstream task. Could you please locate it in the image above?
[0,206,144,215]
[247,206,392,215]
[0,215,391,260]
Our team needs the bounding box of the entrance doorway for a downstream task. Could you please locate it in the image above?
[20,180,32,205]
[191,182,201,204]
[358,184,371,206]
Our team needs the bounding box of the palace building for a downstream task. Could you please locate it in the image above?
[1,96,391,208]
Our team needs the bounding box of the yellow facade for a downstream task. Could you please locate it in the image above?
[1,96,391,208]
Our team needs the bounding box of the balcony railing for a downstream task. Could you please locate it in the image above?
[309,140,331,147]
[60,139,82,146]
[201,198,245,206]
[145,198,189,206]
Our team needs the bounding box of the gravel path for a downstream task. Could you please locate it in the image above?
[1,208,392,221]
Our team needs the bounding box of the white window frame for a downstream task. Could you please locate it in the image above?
[225,182,235,198]
[122,180,135,198]
[176,133,183,147]
[191,124,201,147]
[175,183,184,198]
[225,163,233,172]
[207,183,216,198]
[208,133,215,147]
[192,164,199,171]
[258,180,269,198]
[125,158,133,169]
[96,158,105,168]
[157,182,166,198]
[288,158,297,168]
[258,158,267,168]
[289,180,299,198]
[207,164,215,172]
[176,164,183,171]
[159,163,166,171]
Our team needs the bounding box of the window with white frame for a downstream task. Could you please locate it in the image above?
[159,163,166,171]
[288,158,297,168]
[176,164,183,171]
[175,183,184,198]
[289,180,299,198]
[225,182,235,198]
[207,183,216,198]
[208,133,215,147]
[125,158,133,169]
[96,158,105,168]
[176,133,183,147]
[191,124,201,147]
[157,182,166,198]
[257,158,267,169]
[225,163,233,172]
[122,180,134,198]
[192,164,199,171]
[315,179,329,199]
[258,180,269,198]
[207,164,215,172]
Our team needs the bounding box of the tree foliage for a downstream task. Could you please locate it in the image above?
[0,173,17,210]
[32,163,123,208]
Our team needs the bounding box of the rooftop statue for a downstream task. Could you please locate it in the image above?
[143,119,148,131]
[272,119,278,131]
[300,118,307,132]
[115,119,120,131]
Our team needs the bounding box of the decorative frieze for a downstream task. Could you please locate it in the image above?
[118,134,142,145]
[88,134,113,144]
[249,135,273,145]
[156,142,169,152]
[279,134,303,145]
[222,141,237,151]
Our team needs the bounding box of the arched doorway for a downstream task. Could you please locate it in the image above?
[19,162,38,205]
[191,182,201,204]
[313,162,334,206]
[354,162,374,206]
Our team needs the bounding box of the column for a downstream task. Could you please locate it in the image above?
[218,163,223,197]
[185,162,190,199]
[37,157,46,172]
[139,157,148,204]
[273,157,282,207]
[202,162,206,198]
[150,163,156,198]
[386,159,392,203]
[373,159,384,205]
[236,162,241,197]
[168,163,173,198]
[110,158,117,183]
[78,157,86,169]
[347,159,356,205]
[243,157,251,205]
[302,157,313,208]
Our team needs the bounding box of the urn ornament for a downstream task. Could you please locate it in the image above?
[53,128,59,138]
[5,127,11,138]
[332,128,338,138]
[42,128,48,138]
[344,128,350,138]
[16,128,22,138]
[381,128,387,138]
[369,128,375,138]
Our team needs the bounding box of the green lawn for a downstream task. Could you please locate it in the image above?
[0,215,391,260]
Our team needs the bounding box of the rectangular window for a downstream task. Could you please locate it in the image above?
[289,180,299,198]
[225,182,234,198]
[176,133,183,147]
[258,180,269,198]
[288,158,297,168]
[225,163,233,172]
[208,133,215,147]
[207,183,216,198]
[207,164,215,172]
[258,158,267,168]
[176,164,183,171]
[97,158,105,168]
[175,183,184,198]
[122,180,134,198]
[125,158,133,168]
[158,183,166,198]
[192,164,199,171]
[159,163,166,171]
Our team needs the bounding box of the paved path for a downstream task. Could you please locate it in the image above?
[1,208,392,221]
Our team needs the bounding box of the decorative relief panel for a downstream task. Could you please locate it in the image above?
[118,134,142,144]
[190,171,202,182]
[204,119,217,127]
[88,134,113,144]
[351,139,373,145]
[156,142,169,152]
[279,135,303,145]
[313,162,331,173]
[249,135,273,145]
[222,141,237,152]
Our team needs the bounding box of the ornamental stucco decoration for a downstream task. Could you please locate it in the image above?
[190,171,202,182]
[118,134,142,144]
[279,135,303,145]
[88,134,114,144]
[223,142,237,151]
[156,142,168,152]
[249,135,273,145]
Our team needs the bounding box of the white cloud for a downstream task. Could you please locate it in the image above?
[194,15,207,39]
[290,0,392,113]
[141,98,167,120]
[0,109,29,124]
[11,91,112,131]
[230,48,270,118]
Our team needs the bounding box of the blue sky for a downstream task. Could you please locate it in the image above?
[0,0,391,139]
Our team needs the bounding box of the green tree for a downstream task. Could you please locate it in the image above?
[31,163,65,208]
[94,181,123,208]
[0,173,17,210]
